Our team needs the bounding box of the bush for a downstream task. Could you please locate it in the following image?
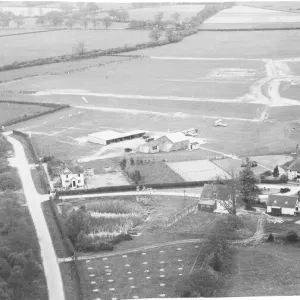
[267,233,274,242]
[262,170,273,177]
[208,252,223,271]
[286,230,298,242]
[279,174,288,183]
[111,233,133,244]
[0,172,22,191]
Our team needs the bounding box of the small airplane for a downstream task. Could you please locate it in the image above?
[214,119,228,127]
[82,96,88,104]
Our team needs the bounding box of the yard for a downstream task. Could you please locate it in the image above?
[1,29,150,66]
[0,101,51,124]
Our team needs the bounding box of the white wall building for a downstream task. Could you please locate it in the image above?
[287,158,300,180]
[60,166,84,189]
[266,194,299,216]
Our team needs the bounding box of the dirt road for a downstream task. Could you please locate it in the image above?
[6,135,65,300]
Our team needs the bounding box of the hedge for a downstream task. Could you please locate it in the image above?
[0,101,70,127]
[0,28,67,38]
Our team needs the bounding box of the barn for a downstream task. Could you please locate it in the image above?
[267,194,299,216]
[88,130,145,145]
[156,133,189,152]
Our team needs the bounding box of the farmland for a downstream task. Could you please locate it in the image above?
[0,101,52,124]
[0,29,150,66]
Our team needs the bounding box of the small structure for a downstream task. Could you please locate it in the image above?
[60,166,85,189]
[287,158,300,180]
[199,184,231,212]
[138,140,160,154]
[188,141,200,151]
[267,194,299,216]
[156,133,189,152]
[88,130,145,145]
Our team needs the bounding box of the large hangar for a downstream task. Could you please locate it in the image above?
[88,130,145,145]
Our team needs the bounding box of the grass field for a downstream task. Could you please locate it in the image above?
[241,2,300,13]
[0,57,265,100]
[204,5,300,24]
[0,102,51,124]
[128,30,300,59]
[1,29,150,66]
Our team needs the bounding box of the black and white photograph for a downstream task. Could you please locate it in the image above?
[1,0,300,299]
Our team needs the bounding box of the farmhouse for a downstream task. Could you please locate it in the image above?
[60,166,85,189]
[156,133,189,152]
[267,194,300,216]
[199,183,231,212]
[287,158,300,180]
[88,130,145,145]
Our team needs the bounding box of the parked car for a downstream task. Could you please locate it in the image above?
[124,148,132,152]
[280,188,291,193]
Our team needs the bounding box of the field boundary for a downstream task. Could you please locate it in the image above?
[0,100,70,127]
[0,28,67,38]
[198,27,300,31]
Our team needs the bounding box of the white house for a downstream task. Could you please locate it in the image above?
[287,158,300,180]
[60,166,85,189]
[138,140,160,154]
[156,133,189,152]
[266,194,299,216]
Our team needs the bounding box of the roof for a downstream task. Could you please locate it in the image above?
[88,130,145,141]
[288,158,300,172]
[198,199,216,206]
[61,166,84,175]
[267,194,298,208]
[200,184,231,201]
[142,140,161,147]
[158,133,189,143]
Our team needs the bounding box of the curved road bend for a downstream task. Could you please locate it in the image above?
[6,135,65,300]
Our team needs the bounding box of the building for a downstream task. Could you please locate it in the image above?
[199,184,232,212]
[188,141,200,150]
[287,158,300,180]
[138,140,160,154]
[88,130,145,145]
[267,194,299,216]
[156,133,189,152]
[60,166,85,189]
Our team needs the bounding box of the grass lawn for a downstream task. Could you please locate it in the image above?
[249,154,294,168]
[0,102,50,124]
[226,242,300,296]
[1,29,150,66]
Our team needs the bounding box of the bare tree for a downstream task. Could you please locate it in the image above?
[13,15,25,28]
[148,26,162,42]
[73,42,87,55]
[102,17,113,30]
[80,17,90,29]
[65,17,76,29]
[154,11,164,23]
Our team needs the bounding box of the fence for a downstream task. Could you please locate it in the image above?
[165,201,199,227]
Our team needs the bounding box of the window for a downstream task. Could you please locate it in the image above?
[78,174,80,177]
[152,146,158,150]
[78,180,81,184]
[66,175,68,179]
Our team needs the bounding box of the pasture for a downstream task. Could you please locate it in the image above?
[0,57,265,100]
[204,5,300,24]
[0,101,50,124]
[0,29,150,66]
[167,160,229,181]
[128,30,300,59]
[249,155,293,169]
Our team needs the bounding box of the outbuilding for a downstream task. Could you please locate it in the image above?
[156,133,189,152]
[267,194,299,216]
[138,140,160,154]
[198,199,217,212]
[88,130,145,145]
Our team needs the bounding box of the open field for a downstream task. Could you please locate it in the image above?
[226,242,300,296]
[241,2,300,13]
[1,29,150,66]
[0,101,50,124]
[167,160,229,181]
[127,30,300,59]
[204,5,300,24]
[0,57,265,100]
[249,155,294,169]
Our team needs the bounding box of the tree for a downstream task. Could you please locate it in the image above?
[119,158,127,170]
[80,17,90,29]
[0,11,14,28]
[35,15,46,25]
[119,9,129,22]
[149,26,162,42]
[171,12,180,22]
[239,164,260,210]
[65,18,76,29]
[165,26,177,42]
[279,174,288,183]
[130,157,135,166]
[13,15,24,28]
[214,170,240,226]
[72,42,87,55]
[108,9,119,20]
[45,11,64,26]
[154,11,164,23]
[273,165,279,178]
[102,17,113,30]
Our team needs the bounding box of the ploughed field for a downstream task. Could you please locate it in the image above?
[0,29,150,66]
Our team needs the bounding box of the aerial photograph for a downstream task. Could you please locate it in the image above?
[1,0,300,299]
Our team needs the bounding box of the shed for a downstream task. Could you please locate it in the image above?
[156,133,189,152]
[267,194,299,216]
[198,199,217,212]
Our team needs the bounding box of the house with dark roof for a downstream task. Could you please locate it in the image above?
[60,166,85,189]
[198,184,231,212]
[287,158,300,180]
[267,194,299,216]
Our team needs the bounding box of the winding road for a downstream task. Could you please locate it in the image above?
[6,134,65,300]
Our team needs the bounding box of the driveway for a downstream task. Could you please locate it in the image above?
[6,135,65,300]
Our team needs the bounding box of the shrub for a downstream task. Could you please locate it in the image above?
[267,233,274,242]
[0,172,22,191]
[208,252,223,271]
[279,174,288,183]
[110,233,133,244]
[286,230,298,242]
[262,170,272,177]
